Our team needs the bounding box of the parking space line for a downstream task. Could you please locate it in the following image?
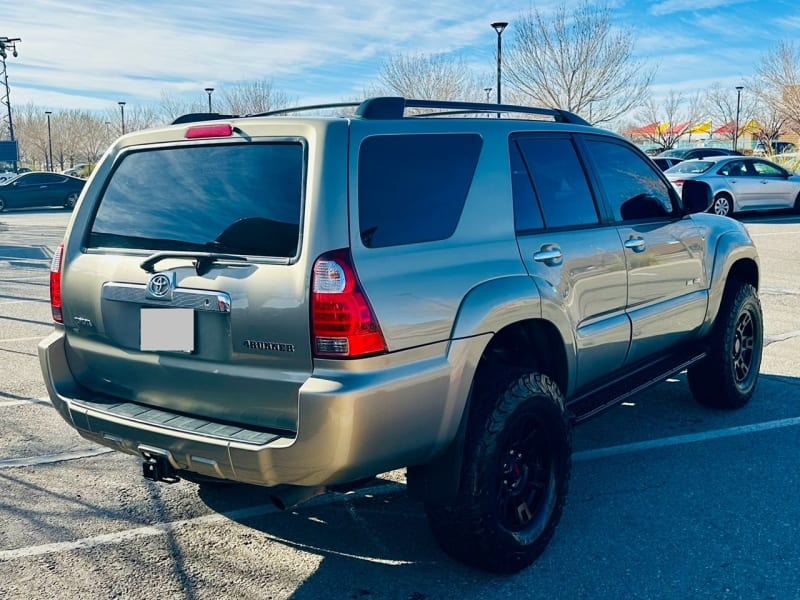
[0,482,407,561]
[3,417,799,560]
[573,416,800,462]
[0,448,114,469]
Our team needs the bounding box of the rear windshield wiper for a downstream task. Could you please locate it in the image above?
[140,251,248,276]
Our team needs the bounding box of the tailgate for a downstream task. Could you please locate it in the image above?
[60,139,311,432]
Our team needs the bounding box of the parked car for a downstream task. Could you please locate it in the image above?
[657,147,742,162]
[753,141,796,156]
[0,171,86,211]
[664,156,800,216]
[652,156,682,171]
[0,171,18,183]
[39,96,762,574]
[62,163,93,178]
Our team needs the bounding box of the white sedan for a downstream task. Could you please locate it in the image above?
[664,156,800,216]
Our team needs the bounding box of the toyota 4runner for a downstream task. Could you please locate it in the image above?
[39,97,763,573]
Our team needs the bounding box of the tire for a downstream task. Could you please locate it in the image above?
[687,282,762,409]
[0,197,5,212]
[711,193,733,217]
[793,192,800,214]
[425,372,571,573]
[64,192,79,209]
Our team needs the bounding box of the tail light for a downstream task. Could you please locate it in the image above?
[673,179,685,186]
[50,243,64,323]
[311,249,387,358]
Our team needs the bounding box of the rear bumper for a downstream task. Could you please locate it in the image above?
[38,330,462,487]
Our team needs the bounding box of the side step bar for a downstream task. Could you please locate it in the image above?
[570,351,707,424]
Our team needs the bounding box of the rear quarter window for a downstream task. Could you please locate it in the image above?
[88,142,305,258]
[358,133,482,248]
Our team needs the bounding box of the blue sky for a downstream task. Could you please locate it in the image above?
[1,0,798,114]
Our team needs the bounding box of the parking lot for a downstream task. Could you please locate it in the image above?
[1,209,799,599]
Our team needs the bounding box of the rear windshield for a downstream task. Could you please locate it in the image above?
[666,160,714,174]
[88,142,304,258]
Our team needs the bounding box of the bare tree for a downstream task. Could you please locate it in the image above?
[504,1,653,124]
[705,83,757,147]
[755,41,800,133]
[221,79,292,115]
[636,91,706,149]
[375,53,485,102]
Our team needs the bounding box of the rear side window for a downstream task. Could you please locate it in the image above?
[358,134,482,248]
[88,142,304,258]
[514,136,599,230]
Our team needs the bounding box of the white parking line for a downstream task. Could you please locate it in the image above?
[0,397,50,408]
[0,336,46,343]
[2,416,799,560]
[0,483,408,562]
[573,416,800,461]
[0,448,113,469]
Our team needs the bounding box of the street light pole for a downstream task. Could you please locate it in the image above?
[491,22,508,117]
[118,101,126,135]
[205,87,214,112]
[45,111,53,172]
[734,86,743,152]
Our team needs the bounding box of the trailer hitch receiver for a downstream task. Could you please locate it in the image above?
[139,446,180,484]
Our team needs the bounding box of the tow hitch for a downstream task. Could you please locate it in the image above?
[139,446,180,484]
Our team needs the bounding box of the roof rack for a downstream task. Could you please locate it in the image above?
[171,97,591,126]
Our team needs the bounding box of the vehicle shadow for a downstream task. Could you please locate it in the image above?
[192,370,800,599]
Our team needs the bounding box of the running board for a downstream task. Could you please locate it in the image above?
[569,351,707,424]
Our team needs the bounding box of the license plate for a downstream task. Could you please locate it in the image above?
[140,308,195,352]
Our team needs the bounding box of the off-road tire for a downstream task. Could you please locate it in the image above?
[425,372,571,573]
[688,282,762,408]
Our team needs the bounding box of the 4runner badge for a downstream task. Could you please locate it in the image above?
[146,272,174,300]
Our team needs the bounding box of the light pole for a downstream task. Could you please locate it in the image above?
[734,85,743,152]
[491,21,508,117]
[0,36,21,170]
[45,111,53,172]
[484,87,492,102]
[204,87,214,112]
[118,101,126,135]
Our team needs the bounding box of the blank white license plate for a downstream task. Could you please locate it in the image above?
[140,308,195,352]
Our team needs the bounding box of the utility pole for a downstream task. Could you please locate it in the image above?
[0,36,21,170]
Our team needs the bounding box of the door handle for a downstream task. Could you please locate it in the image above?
[533,245,563,266]
[624,237,647,253]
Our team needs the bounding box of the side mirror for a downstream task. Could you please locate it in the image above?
[681,179,712,215]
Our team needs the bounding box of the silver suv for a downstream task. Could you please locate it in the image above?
[39,97,763,573]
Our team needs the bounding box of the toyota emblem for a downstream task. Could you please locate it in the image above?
[147,273,172,298]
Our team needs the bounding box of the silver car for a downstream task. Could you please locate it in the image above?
[665,155,800,216]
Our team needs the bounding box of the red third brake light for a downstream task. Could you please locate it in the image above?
[50,243,64,323]
[185,124,234,139]
[311,249,387,358]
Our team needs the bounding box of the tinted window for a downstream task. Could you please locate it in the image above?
[510,142,545,231]
[584,139,675,221]
[515,137,598,229]
[89,143,304,258]
[718,160,747,176]
[358,134,481,248]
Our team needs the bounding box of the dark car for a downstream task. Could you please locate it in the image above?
[657,147,742,162]
[652,156,682,171]
[0,171,85,211]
